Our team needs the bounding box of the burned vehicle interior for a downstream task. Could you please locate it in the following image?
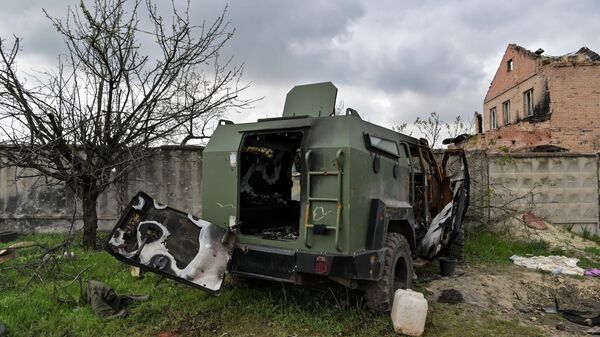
[239,131,304,240]
[407,143,449,228]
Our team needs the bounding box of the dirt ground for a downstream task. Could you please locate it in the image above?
[423,265,600,337]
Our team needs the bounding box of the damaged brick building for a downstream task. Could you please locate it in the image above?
[473,43,600,153]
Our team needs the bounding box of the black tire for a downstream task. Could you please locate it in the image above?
[442,227,464,261]
[364,233,413,313]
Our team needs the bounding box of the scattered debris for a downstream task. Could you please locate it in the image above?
[521,212,547,230]
[543,296,600,327]
[0,241,39,265]
[6,241,37,249]
[0,249,15,264]
[438,289,464,304]
[560,308,600,327]
[426,264,600,336]
[544,304,559,314]
[260,227,298,240]
[584,269,600,277]
[491,215,597,251]
[509,255,584,276]
[0,231,18,243]
[129,266,142,278]
[588,326,600,335]
[82,280,148,319]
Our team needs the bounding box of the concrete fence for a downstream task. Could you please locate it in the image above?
[1,147,599,235]
[465,151,600,234]
[0,146,203,233]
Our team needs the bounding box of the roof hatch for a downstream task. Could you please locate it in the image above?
[282,82,338,118]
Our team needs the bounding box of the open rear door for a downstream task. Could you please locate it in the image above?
[105,192,233,293]
[420,148,470,259]
[441,148,470,235]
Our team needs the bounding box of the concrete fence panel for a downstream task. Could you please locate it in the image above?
[486,153,599,234]
[0,146,203,233]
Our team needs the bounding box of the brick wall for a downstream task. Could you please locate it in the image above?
[473,121,552,151]
[546,63,600,152]
[484,44,538,104]
[475,44,600,153]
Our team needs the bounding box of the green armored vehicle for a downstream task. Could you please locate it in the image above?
[106,82,469,312]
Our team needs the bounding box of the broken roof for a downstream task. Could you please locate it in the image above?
[509,44,600,63]
[567,47,600,61]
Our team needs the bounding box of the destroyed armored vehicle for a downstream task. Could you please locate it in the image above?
[106,82,469,312]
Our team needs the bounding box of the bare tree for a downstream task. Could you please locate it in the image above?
[0,0,251,249]
[394,112,472,148]
[392,123,411,136]
[445,115,472,139]
[414,112,443,147]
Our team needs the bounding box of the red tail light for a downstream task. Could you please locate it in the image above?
[314,256,328,274]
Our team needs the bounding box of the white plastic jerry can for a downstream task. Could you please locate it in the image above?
[391,289,428,336]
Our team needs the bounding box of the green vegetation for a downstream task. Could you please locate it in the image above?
[584,233,600,245]
[0,233,546,337]
[584,246,600,256]
[464,230,551,264]
[579,246,600,269]
[465,228,600,269]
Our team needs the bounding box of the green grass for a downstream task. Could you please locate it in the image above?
[0,233,545,337]
[584,246,600,256]
[464,230,552,264]
[578,246,600,269]
[585,234,600,245]
[464,228,600,270]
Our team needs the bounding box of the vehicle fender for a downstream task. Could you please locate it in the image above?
[366,199,416,251]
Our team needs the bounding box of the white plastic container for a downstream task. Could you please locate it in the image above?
[391,289,428,336]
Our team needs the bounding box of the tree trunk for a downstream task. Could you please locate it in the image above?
[81,189,100,250]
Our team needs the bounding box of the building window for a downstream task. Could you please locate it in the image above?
[490,107,497,129]
[524,89,534,116]
[502,100,510,125]
[507,59,514,72]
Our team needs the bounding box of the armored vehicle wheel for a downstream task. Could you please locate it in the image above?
[442,227,464,261]
[364,233,413,313]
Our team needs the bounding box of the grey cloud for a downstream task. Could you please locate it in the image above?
[223,0,366,82]
[2,0,600,128]
[0,2,67,57]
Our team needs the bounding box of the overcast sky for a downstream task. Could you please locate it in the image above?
[2,0,600,132]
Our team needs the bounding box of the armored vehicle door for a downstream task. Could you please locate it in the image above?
[420,148,470,259]
[440,149,470,234]
[105,192,233,293]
